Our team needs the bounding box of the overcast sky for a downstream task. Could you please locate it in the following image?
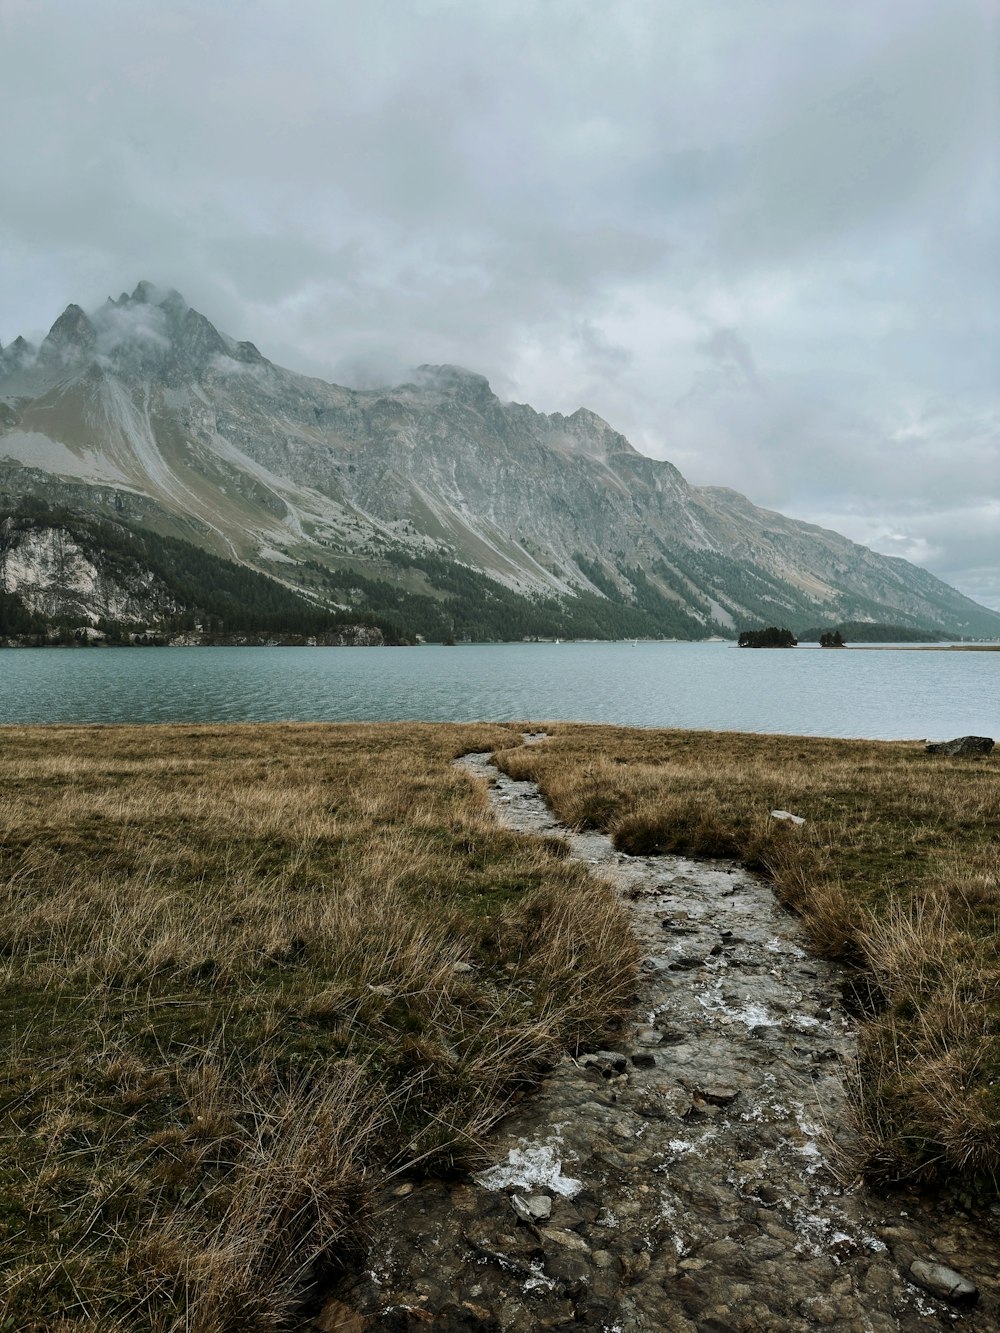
[2,0,998,608]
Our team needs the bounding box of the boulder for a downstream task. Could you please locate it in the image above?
[924,736,994,756]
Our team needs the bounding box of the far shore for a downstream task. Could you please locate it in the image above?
[836,643,1000,652]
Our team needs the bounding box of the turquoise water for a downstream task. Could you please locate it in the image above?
[0,642,995,740]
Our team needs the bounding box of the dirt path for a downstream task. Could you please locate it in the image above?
[318,743,999,1332]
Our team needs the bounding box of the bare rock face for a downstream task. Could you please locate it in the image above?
[38,304,97,365]
[924,736,994,756]
[0,520,180,625]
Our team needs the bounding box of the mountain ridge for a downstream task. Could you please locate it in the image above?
[2,283,999,641]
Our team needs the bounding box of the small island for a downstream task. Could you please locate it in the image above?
[819,629,846,648]
[737,626,798,648]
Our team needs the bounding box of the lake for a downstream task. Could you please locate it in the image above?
[0,642,995,739]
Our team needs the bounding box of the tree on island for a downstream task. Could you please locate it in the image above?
[737,626,798,648]
[819,630,846,647]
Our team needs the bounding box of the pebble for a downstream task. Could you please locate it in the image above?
[523,1193,552,1220]
[539,1227,592,1254]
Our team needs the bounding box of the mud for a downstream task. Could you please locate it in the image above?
[318,742,1000,1331]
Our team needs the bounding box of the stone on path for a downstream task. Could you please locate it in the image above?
[523,1192,552,1220]
[509,1191,552,1222]
[695,1081,740,1106]
[909,1258,979,1306]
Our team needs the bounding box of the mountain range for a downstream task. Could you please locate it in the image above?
[2,282,998,643]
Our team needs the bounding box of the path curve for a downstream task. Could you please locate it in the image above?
[319,742,999,1332]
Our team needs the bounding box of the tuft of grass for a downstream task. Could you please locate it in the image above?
[495,725,1000,1190]
[0,722,638,1329]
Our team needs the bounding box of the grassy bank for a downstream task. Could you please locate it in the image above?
[0,723,638,1331]
[495,727,999,1193]
[4,723,997,1328]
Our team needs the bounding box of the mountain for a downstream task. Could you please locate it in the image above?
[2,282,999,642]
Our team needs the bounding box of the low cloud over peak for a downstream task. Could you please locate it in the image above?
[1,0,997,608]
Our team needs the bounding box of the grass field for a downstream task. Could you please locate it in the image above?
[0,723,637,1330]
[1,722,996,1328]
[495,726,1000,1194]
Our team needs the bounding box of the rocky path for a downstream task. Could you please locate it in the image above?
[318,743,999,1332]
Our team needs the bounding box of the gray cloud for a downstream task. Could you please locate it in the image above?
[93,302,171,359]
[1,0,997,608]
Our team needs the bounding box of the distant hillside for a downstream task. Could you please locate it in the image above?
[4,282,1000,641]
[796,622,953,644]
[0,501,714,645]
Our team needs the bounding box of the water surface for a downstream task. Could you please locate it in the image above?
[1,641,995,739]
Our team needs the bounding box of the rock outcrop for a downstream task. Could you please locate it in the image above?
[0,518,182,625]
[924,736,995,756]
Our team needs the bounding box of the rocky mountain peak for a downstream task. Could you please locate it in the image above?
[0,335,36,370]
[174,306,229,364]
[91,284,226,377]
[414,364,496,408]
[130,279,175,305]
[551,405,637,462]
[39,304,97,365]
[4,284,262,386]
[233,340,267,365]
[123,282,191,322]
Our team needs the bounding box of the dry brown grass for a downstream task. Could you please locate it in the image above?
[495,725,1000,1191]
[0,723,638,1329]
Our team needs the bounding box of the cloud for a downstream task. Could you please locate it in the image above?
[702,329,758,386]
[0,0,997,608]
[208,353,265,379]
[93,301,171,358]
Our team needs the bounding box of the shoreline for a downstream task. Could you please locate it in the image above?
[839,643,1000,652]
[1,636,997,651]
